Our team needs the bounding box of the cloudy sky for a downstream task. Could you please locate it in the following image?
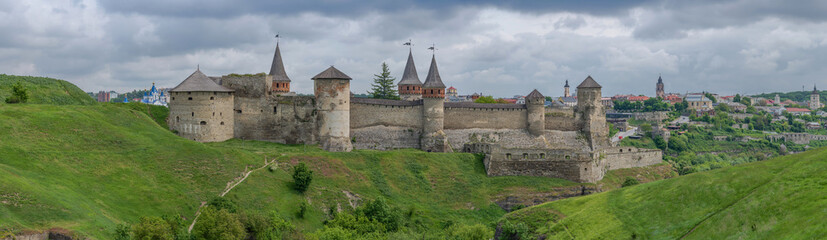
[2,0,827,97]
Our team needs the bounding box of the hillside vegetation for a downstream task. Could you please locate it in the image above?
[0,74,96,105]
[500,145,827,239]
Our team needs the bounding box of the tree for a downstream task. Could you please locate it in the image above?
[368,62,399,100]
[192,206,246,240]
[733,94,741,103]
[5,81,29,103]
[653,136,667,150]
[132,216,174,240]
[292,162,314,193]
[474,96,508,104]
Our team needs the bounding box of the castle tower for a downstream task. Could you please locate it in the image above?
[656,75,664,98]
[398,50,423,101]
[421,54,450,152]
[526,89,545,136]
[312,66,353,152]
[168,67,235,142]
[576,76,608,150]
[268,42,291,93]
[810,85,820,109]
[564,80,570,98]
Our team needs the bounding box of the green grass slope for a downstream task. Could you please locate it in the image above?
[0,102,591,238]
[0,74,96,105]
[501,146,827,239]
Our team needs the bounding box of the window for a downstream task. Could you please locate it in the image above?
[565,155,570,159]
[213,92,216,95]
[220,122,224,125]
[176,116,179,122]
[236,109,242,113]
[210,97,214,100]
[188,92,191,94]
[540,153,545,159]
[274,106,277,113]
[506,153,511,160]
[172,97,175,100]
[620,149,623,153]
[200,121,206,125]
[191,112,194,116]
[212,112,215,116]
[523,153,528,159]
[188,97,193,100]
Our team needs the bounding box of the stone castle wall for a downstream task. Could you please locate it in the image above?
[350,100,423,129]
[601,147,663,170]
[444,105,528,130]
[168,91,234,142]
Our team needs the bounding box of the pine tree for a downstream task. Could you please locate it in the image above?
[369,62,399,100]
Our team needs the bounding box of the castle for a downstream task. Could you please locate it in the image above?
[167,41,661,183]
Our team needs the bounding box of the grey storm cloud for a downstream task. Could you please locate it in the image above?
[2,0,827,97]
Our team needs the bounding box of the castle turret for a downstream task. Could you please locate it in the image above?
[168,67,235,142]
[268,42,291,94]
[810,85,820,109]
[312,66,353,152]
[656,76,664,98]
[421,55,450,152]
[526,89,545,136]
[564,80,570,98]
[576,76,608,149]
[398,50,423,101]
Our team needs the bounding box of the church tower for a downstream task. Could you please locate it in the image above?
[421,54,449,152]
[656,76,665,98]
[810,85,821,109]
[268,41,292,94]
[577,76,608,150]
[398,50,423,101]
[564,80,570,98]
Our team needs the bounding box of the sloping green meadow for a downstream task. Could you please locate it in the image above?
[502,144,827,239]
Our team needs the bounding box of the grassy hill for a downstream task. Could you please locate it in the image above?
[500,144,827,239]
[0,74,96,105]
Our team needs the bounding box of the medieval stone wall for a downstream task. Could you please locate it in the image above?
[350,102,423,129]
[444,107,528,129]
[351,126,422,150]
[545,108,579,131]
[259,95,318,144]
[601,147,663,170]
[481,145,602,183]
[168,91,234,142]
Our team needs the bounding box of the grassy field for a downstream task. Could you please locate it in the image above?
[500,145,827,239]
[0,75,96,105]
[0,102,600,238]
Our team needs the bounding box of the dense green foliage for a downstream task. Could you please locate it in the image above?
[752,90,826,104]
[0,74,95,105]
[5,81,29,103]
[501,147,827,239]
[192,206,246,240]
[474,96,510,104]
[292,162,314,193]
[620,177,640,187]
[613,97,671,112]
[368,62,399,100]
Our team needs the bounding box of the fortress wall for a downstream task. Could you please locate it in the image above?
[483,146,600,183]
[602,147,663,170]
[545,108,579,131]
[350,103,423,129]
[168,91,234,142]
[444,129,588,152]
[258,95,318,144]
[351,125,422,150]
[444,107,527,130]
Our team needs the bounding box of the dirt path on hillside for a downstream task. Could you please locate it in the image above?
[187,156,277,233]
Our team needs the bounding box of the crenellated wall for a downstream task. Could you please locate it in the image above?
[350,99,423,129]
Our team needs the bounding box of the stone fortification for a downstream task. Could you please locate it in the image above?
[169,42,660,182]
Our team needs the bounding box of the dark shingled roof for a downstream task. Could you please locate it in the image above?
[422,55,446,89]
[564,80,569,87]
[398,50,422,86]
[445,102,526,109]
[577,76,602,88]
[657,76,663,84]
[269,43,291,82]
[814,85,819,94]
[526,89,544,99]
[351,97,422,106]
[312,66,352,80]
[170,69,234,92]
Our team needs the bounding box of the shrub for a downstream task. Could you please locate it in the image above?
[292,162,313,193]
[361,197,402,232]
[208,196,238,213]
[499,220,530,240]
[448,224,494,240]
[192,206,246,240]
[298,201,308,218]
[622,177,640,187]
[113,223,130,240]
[5,81,28,104]
[132,216,174,240]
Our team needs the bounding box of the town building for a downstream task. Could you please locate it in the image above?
[655,76,664,98]
[809,85,821,109]
[686,94,713,110]
[141,83,168,106]
[96,91,110,102]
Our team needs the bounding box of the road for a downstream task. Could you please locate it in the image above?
[612,126,637,143]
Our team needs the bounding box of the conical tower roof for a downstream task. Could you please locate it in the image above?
[526,89,544,99]
[577,76,602,88]
[564,80,569,87]
[398,50,422,86]
[170,68,234,92]
[269,43,291,82]
[813,85,819,94]
[657,76,663,84]
[312,66,352,80]
[422,55,445,88]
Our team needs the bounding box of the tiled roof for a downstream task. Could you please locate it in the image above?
[269,43,291,82]
[170,69,235,92]
[526,89,544,99]
[422,55,446,88]
[577,76,601,88]
[398,50,422,86]
[312,66,352,80]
